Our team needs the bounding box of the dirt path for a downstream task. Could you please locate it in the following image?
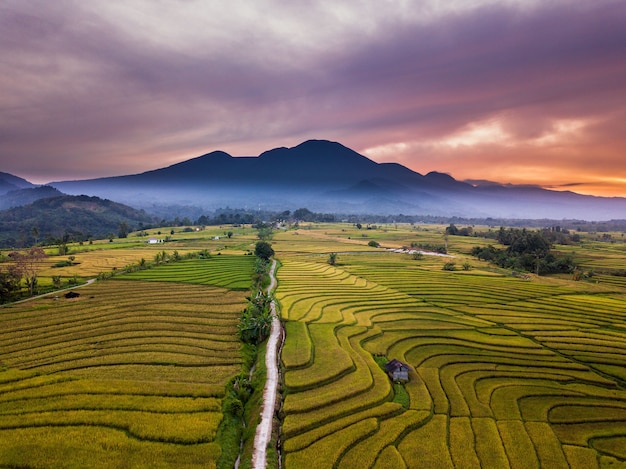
[3,278,96,306]
[252,259,281,469]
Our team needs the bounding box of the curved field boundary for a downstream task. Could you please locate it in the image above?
[275,245,626,468]
[0,272,250,468]
[121,255,254,290]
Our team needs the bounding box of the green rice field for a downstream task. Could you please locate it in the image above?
[122,255,254,290]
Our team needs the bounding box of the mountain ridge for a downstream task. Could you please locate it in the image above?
[0,171,36,195]
[7,139,626,220]
[0,186,64,210]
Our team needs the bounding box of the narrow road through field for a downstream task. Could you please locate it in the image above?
[4,278,96,306]
[252,259,280,469]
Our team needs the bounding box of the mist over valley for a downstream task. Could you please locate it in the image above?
[36,140,626,221]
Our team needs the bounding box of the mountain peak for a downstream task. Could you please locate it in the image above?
[293,139,350,152]
[46,139,626,220]
[258,139,377,173]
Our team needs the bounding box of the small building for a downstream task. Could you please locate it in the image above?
[384,359,410,382]
[148,238,162,244]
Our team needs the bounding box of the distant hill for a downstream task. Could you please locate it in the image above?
[49,139,626,220]
[0,185,64,210]
[0,195,156,248]
[0,171,35,195]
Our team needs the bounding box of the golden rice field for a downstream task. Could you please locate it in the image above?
[0,255,251,468]
[272,226,626,468]
[35,225,258,282]
[39,247,193,278]
[3,222,626,468]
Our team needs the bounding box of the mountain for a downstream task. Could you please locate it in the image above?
[0,185,64,210]
[0,172,35,195]
[50,139,626,220]
[0,195,156,248]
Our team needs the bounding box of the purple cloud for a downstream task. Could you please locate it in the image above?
[0,0,624,196]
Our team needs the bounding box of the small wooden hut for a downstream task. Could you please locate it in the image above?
[384,359,410,382]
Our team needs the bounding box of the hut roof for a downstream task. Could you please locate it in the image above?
[384,358,409,372]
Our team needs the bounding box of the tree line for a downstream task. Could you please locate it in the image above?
[470,227,576,275]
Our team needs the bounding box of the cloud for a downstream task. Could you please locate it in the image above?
[0,0,624,196]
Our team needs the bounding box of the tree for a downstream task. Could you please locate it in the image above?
[251,291,273,313]
[9,247,46,296]
[238,291,273,345]
[254,241,274,260]
[238,309,272,344]
[445,224,459,236]
[328,252,337,265]
[0,266,21,303]
[257,227,273,240]
[252,258,269,289]
[118,222,130,238]
[293,208,313,220]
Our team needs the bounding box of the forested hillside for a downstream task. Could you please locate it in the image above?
[0,195,155,248]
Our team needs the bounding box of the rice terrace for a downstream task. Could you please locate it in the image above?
[2,222,626,468]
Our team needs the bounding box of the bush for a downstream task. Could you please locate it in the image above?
[225,395,244,418]
[368,240,380,248]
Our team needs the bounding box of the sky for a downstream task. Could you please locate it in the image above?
[1,0,625,197]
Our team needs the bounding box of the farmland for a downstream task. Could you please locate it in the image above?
[0,245,254,468]
[273,224,626,468]
[122,255,255,290]
[2,221,626,467]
